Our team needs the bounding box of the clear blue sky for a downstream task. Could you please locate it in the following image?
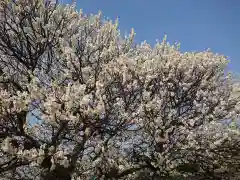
[64,0,240,72]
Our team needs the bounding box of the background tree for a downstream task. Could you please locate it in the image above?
[0,0,239,179]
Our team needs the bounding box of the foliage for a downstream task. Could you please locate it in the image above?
[0,0,240,179]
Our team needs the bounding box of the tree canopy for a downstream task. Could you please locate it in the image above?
[0,0,240,179]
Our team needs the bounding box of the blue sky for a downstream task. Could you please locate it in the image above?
[63,0,240,73]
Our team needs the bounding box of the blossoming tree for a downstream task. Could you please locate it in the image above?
[0,0,240,179]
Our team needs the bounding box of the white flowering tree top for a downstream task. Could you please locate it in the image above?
[0,0,239,179]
